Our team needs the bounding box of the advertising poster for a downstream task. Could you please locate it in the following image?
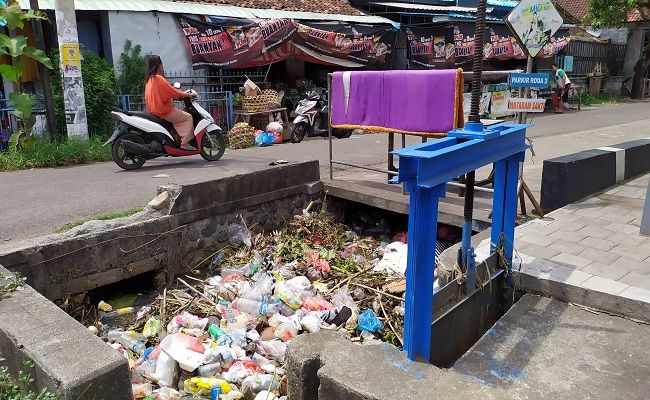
[505,0,563,57]
[178,16,295,68]
[406,26,455,69]
[60,43,81,77]
[490,90,512,118]
[406,22,569,67]
[292,21,397,68]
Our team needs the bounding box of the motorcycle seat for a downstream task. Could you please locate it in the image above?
[124,111,174,132]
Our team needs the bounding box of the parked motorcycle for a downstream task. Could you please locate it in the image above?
[104,85,226,170]
[290,90,352,143]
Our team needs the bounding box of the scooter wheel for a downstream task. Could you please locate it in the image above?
[291,122,308,143]
[200,130,226,161]
[112,133,146,170]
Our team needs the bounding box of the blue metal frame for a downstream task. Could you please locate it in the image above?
[393,122,528,362]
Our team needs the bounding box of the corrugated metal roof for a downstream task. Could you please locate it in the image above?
[486,0,518,7]
[18,0,398,25]
[368,1,493,13]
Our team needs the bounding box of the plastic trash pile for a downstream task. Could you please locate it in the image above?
[85,210,444,399]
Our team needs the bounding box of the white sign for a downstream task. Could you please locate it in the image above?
[507,98,547,113]
[506,0,563,58]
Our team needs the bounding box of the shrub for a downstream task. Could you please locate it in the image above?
[0,136,111,171]
[50,48,118,139]
[116,40,148,95]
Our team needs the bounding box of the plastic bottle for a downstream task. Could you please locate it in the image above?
[198,362,222,377]
[107,330,146,354]
[232,298,277,317]
[208,324,227,339]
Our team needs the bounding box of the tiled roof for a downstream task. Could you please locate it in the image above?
[552,0,589,22]
[628,8,649,22]
[177,0,364,15]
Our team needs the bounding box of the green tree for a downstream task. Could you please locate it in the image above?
[116,40,148,95]
[50,48,118,139]
[0,3,53,149]
[584,0,650,99]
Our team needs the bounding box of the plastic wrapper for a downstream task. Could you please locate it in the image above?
[228,224,252,247]
[166,312,208,335]
[152,387,182,400]
[357,309,383,333]
[301,296,333,311]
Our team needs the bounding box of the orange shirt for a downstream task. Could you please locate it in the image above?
[145,75,188,117]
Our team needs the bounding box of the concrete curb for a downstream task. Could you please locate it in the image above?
[541,138,650,212]
[0,266,131,400]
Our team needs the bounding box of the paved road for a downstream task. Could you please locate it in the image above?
[1,102,648,244]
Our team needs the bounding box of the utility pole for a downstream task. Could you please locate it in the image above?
[54,0,88,140]
[29,0,58,138]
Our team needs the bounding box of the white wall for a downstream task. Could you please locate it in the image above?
[108,11,193,76]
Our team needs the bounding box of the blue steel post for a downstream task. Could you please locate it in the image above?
[403,183,444,361]
[491,153,524,276]
[227,91,234,130]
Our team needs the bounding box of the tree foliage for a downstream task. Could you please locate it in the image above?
[584,0,649,27]
[50,48,118,139]
[0,2,52,149]
[116,40,148,95]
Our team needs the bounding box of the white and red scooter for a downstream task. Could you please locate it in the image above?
[104,84,226,170]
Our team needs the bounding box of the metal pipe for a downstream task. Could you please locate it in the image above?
[331,160,399,176]
[446,181,493,193]
[328,73,334,180]
[460,0,487,285]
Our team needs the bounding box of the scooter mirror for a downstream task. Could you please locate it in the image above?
[173,82,181,89]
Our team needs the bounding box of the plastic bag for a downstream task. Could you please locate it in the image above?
[285,276,313,296]
[254,131,276,147]
[159,333,205,372]
[142,317,163,338]
[300,313,321,333]
[228,223,252,247]
[151,351,177,388]
[242,374,280,393]
[183,377,232,396]
[374,241,408,275]
[257,340,287,362]
[274,282,302,310]
[357,309,383,333]
[255,391,279,400]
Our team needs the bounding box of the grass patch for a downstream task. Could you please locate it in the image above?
[53,220,85,233]
[0,358,59,400]
[581,93,628,106]
[0,137,111,172]
[54,207,144,233]
[96,207,144,221]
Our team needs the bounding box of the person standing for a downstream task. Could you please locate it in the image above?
[144,55,197,150]
[552,63,571,113]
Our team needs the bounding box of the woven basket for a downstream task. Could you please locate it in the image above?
[242,89,280,112]
[229,122,255,149]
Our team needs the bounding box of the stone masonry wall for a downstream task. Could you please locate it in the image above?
[0,161,322,300]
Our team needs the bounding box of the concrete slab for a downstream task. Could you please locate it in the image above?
[287,294,650,400]
[448,294,650,400]
[0,266,131,399]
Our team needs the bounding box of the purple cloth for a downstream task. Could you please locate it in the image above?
[331,69,459,134]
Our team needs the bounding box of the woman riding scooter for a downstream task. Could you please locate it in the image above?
[144,55,197,150]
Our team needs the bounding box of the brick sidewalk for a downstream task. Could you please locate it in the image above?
[475,173,650,320]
